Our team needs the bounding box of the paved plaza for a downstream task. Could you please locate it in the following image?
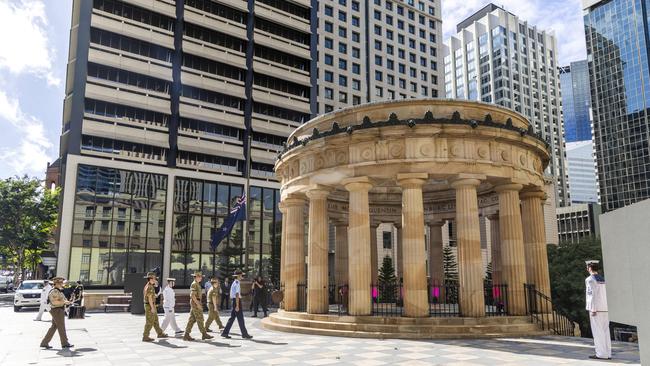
[0,304,640,366]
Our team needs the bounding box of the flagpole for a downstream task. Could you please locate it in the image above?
[244,133,251,273]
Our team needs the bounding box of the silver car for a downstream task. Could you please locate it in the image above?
[14,280,46,312]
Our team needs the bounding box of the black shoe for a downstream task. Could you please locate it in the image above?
[40,345,52,349]
[242,334,253,339]
[221,333,231,339]
[251,314,257,318]
[589,355,611,360]
[62,344,74,348]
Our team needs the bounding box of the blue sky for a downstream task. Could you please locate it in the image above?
[0,0,587,179]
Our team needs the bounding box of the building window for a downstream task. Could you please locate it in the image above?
[325,5,333,16]
[339,59,348,70]
[339,26,347,38]
[325,38,333,49]
[325,22,333,32]
[325,88,333,100]
[339,75,348,86]
[325,54,333,65]
[352,63,361,74]
[324,71,334,82]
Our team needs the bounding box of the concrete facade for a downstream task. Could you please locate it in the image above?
[443,4,569,207]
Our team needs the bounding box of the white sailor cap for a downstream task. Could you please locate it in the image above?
[585,260,600,265]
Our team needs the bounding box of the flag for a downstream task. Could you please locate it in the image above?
[211,194,247,250]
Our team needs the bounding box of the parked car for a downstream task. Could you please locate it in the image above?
[0,275,13,292]
[14,280,46,312]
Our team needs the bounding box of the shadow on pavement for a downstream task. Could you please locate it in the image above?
[152,340,188,349]
[55,347,98,357]
[249,339,288,346]
[205,341,241,348]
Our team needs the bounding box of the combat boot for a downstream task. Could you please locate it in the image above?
[157,333,168,339]
[202,333,214,340]
[142,336,155,342]
[183,333,195,341]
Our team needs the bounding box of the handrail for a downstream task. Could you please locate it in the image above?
[524,284,577,336]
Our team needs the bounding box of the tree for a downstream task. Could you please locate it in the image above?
[485,261,493,283]
[547,235,604,338]
[217,226,249,279]
[0,176,59,284]
[377,255,397,302]
[442,246,458,283]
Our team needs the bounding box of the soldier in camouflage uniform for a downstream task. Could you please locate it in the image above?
[183,271,213,341]
[40,277,74,349]
[205,277,224,332]
[142,272,168,342]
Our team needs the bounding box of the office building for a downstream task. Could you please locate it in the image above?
[584,0,650,212]
[559,60,592,142]
[556,203,601,243]
[317,0,444,113]
[566,140,599,203]
[56,0,313,287]
[443,3,569,206]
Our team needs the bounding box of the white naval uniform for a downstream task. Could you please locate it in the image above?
[586,274,611,359]
[35,283,52,321]
[160,286,182,332]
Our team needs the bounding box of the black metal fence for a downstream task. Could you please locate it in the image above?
[297,283,307,312]
[484,283,508,316]
[524,284,576,336]
[428,280,460,316]
[371,282,403,316]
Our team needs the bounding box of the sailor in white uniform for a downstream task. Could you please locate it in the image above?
[160,278,183,334]
[585,260,611,360]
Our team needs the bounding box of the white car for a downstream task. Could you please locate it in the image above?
[14,280,46,312]
[0,275,13,292]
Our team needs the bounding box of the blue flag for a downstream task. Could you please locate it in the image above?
[211,194,247,250]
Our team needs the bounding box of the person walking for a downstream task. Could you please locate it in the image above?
[221,270,252,339]
[35,279,52,321]
[252,276,268,318]
[205,277,225,332]
[220,278,230,310]
[142,272,168,342]
[585,260,611,360]
[160,278,183,335]
[183,271,213,341]
[39,277,74,349]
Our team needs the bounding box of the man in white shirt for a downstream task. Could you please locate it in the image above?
[585,260,611,360]
[221,270,252,339]
[160,278,183,335]
[35,280,52,321]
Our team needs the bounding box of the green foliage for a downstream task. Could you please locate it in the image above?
[485,261,493,283]
[217,227,249,279]
[442,246,458,282]
[378,255,396,285]
[547,235,603,338]
[0,176,60,282]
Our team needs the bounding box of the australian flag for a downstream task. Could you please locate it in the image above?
[211,194,246,250]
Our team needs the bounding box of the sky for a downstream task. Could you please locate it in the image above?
[0,0,588,179]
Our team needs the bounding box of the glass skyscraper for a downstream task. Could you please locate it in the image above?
[584,0,650,212]
[559,60,592,142]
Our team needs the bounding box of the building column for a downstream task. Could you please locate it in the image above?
[521,190,551,298]
[428,221,444,285]
[451,177,485,317]
[343,177,373,316]
[279,202,287,291]
[487,214,502,285]
[283,194,307,311]
[334,222,348,289]
[397,173,429,317]
[370,224,379,286]
[495,183,527,315]
[396,224,403,279]
[306,187,330,314]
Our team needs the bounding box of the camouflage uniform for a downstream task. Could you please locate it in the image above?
[205,283,224,330]
[184,278,211,340]
[143,283,166,340]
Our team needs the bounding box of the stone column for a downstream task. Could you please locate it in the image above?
[487,214,502,285]
[306,187,330,314]
[451,178,485,317]
[334,222,348,289]
[396,224,403,279]
[283,195,307,311]
[495,183,527,315]
[370,224,379,286]
[521,190,551,298]
[397,173,429,317]
[343,177,373,316]
[428,221,444,285]
[279,202,288,292]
